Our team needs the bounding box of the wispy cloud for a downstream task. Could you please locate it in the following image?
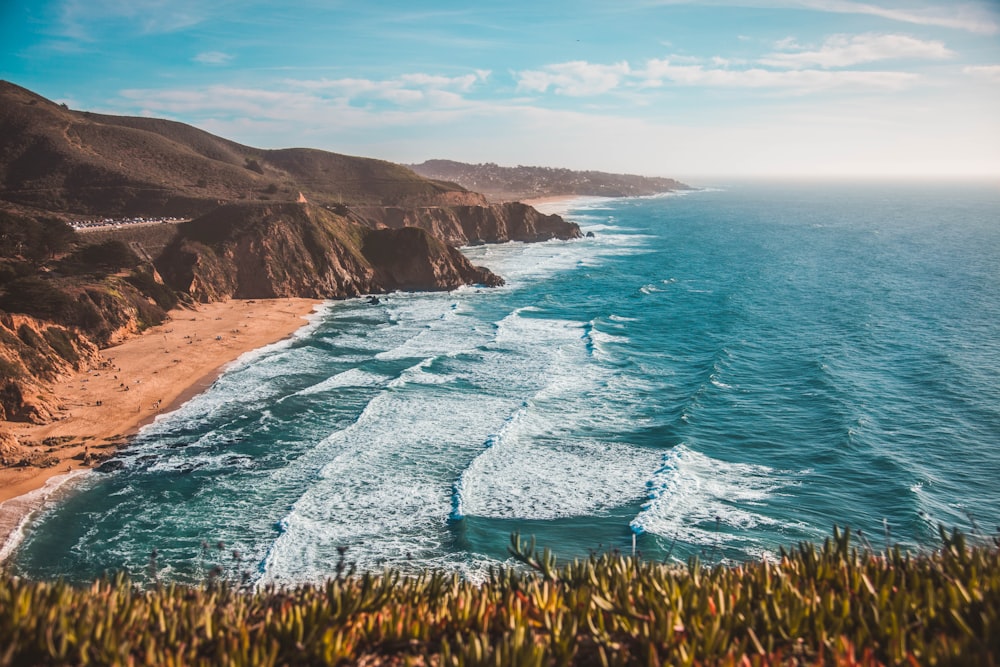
[193,51,233,65]
[963,64,1000,82]
[516,52,921,96]
[639,59,918,90]
[794,0,999,35]
[116,69,496,129]
[284,71,491,108]
[516,61,631,96]
[54,0,223,41]
[643,1,999,35]
[761,33,954,69]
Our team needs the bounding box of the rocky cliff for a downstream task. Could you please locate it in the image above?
[156,202,502,302]
[349,202,581,246]
[0,313,100,424]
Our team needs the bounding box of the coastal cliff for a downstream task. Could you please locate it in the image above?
[0,81,575,437]
[0,313,100,428]
[349,202,582,246]
[156,202,502,302]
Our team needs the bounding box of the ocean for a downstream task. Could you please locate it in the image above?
[9,181,1000,585]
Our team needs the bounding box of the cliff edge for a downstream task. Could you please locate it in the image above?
[156,202,502,302]
[349,202,581,246]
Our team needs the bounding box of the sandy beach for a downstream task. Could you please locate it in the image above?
[520,195,604,218]
[0,298,321,557]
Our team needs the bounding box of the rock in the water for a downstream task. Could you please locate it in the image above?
[95,459,126,473]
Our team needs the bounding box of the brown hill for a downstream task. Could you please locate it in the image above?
[0,81,483,217]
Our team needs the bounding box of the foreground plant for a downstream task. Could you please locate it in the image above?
[1,527,997,665]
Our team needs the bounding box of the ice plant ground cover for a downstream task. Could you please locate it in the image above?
[1,527,997,666]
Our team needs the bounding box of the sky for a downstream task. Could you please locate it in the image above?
[2,0,999,181]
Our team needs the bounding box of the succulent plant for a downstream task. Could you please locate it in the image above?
[1,527,996,665]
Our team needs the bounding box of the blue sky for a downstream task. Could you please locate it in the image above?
[2,1,999,180]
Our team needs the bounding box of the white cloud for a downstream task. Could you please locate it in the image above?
[963,64,1000,82]
[283,71,489,107]
[517,55,920,96]
[114,71,493,132]
[55,0,217,40]
[794,0,1000,36]
[645,1,1000,35]
[193,51,233,65]
[641,59,917,90]
[761,33,954,69]
[516,61,631,96]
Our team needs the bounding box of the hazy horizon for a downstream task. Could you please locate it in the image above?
[2,1,998,181]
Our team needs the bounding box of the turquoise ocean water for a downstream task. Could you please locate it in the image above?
[9,182,1000,584]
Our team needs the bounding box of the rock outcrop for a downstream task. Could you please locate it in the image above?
[349,202,582,246]
[156,202,501,302]
[0,313,100,424]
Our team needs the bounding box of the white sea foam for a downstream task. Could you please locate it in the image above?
[289,368,388,398]
[256,291,660,581]
[453,307,658,522]
[630,445,789,553]
[256,298,566,582]
[0,469,90,563]
[456,424,659,520]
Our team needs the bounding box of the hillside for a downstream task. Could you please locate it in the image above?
[0,81,484,217]
[409,159,693,201]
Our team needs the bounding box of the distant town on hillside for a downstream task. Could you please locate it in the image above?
[408,160,692,202]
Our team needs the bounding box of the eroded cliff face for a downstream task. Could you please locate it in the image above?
[349,202,582,246]
[156,202,502,302]
[363,227,502,291]
[0,313,100,424]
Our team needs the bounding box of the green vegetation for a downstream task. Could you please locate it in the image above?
[0,211,74,264]
[0,276,78,323]
[1,528,996,666]
[124,268,180,311]
[60,240,140,275]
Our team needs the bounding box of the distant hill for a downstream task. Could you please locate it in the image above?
[0,81,483,218]
[408,159,693,201]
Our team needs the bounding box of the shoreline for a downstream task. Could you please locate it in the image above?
[0,297,322,561]
[519,195,583,216]
[520,194,613,218]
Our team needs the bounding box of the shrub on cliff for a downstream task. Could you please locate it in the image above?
[0,276,77,322]
[0,211,75,264]
[59,239,140,275]
[124,269,180,311]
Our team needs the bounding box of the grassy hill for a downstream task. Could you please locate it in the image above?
[0,81,480,217]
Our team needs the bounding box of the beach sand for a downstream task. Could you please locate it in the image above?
[520,195,599,217]
[0,298,321,556]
